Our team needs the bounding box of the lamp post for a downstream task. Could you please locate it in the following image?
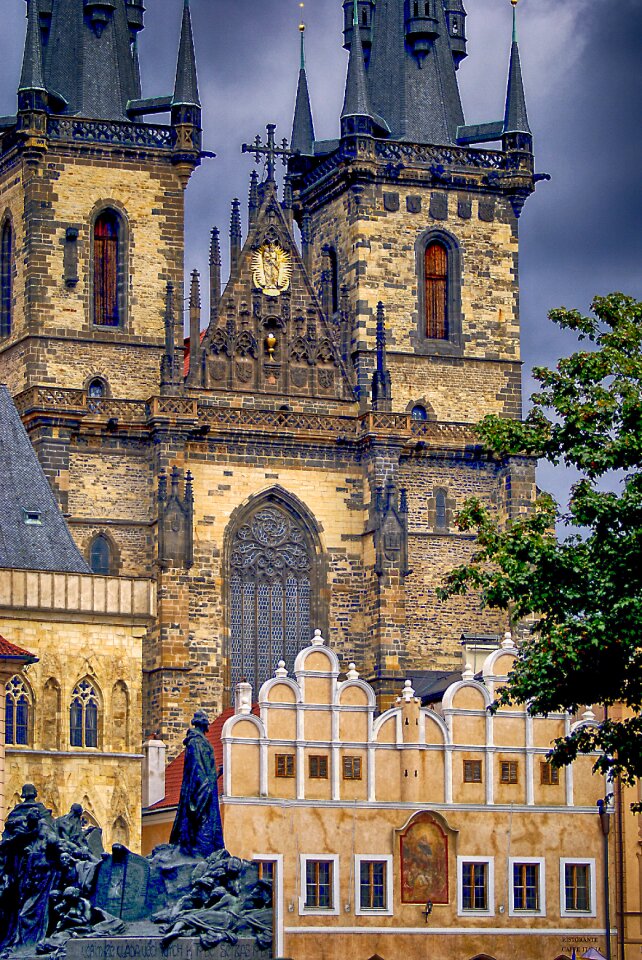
[597,798,612,960]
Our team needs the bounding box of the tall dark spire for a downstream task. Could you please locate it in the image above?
[209,227,221,324]
[503,2,531,137]
[366,0,465,144]
[230,199,242,276]
[291,19,315,156]
[173,0,200,109]
[43,0,141,120]
[372,302,392,411]
[19,0,46,98]
[341,0,374,137]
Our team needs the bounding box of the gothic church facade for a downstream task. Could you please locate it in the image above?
[0,0,540,756]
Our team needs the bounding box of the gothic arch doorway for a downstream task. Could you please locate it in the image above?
[225,488,326,698]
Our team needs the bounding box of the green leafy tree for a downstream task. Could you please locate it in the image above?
[439,294,642,790]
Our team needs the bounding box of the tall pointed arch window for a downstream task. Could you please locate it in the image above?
[5,675,31,746]
[1,218,13,338]
[93,209,124,327]
[425,241,448,339]
[70,679,99,748]
[228,498,319,695]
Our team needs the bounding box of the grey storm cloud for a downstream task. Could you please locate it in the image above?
[0,0,640,506]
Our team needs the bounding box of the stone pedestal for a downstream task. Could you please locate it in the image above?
[66,939,272,960]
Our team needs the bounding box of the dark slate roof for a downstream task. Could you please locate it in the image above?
[19,0,46,94]
[366,0,465,144]
[0,385,90,574]
[173,0,200,108]
[41,0,139,120]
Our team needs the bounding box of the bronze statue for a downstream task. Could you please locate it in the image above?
[169,710,224,858]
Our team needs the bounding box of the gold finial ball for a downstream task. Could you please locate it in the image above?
[510,0,519,6]
[299,1,305,30]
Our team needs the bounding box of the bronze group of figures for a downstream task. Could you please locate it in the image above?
[0,713,273,958]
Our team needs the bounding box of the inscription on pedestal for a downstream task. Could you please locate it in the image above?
[66,938,271,960]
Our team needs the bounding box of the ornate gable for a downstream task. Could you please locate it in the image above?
[201,185,354,403]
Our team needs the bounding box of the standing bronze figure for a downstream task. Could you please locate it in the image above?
[169,710,225,858]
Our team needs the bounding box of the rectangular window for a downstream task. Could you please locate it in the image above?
[500,760,519,784]
[305,860,333,909]
[309,755,328,779]
[359,860,387,910]
[461,861,488,911]
[540,762,560,785]
[463,759,482,783]
[513,862,539,911]
[565,863,590,912]
[343,756,362,780]
[275,754,295,778]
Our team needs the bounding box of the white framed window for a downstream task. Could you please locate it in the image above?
[560,858,596,918]
[299,854,340,916]
[457,856,495,917]
[354,855,393,916]
[509,857,546,917]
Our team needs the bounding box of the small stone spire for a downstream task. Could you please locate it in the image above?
[248,170,259,227]
[372,301,392,411]
[19,0,47,99]
[187,269,202,386]
[209,227,221,323]
[341,0,374,138]
[173,0,200,109]
[503,1,531,138]
[160,281,179,395]
[291,12,315,156]
[230,199,242,276]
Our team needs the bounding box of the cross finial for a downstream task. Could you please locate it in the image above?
[242,124,298,184]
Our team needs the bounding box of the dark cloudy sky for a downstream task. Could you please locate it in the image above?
[0,0,640,503]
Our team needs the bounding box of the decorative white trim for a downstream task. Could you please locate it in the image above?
[253,853,284,956]
[354,855,394,916]
[299,854,340,916]
[560,858,597,919]
[456,856,495,917]
[508,857,546,918]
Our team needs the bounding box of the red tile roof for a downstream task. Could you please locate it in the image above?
[183,331,207,378]
[0,635,37,661]
[148,704,260,811]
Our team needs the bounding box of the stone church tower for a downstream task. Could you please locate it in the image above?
[0,0,541,755]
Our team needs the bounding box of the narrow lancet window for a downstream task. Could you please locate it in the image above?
[94,210,121,327]
[1,219,13,338]
[425,241,448,339]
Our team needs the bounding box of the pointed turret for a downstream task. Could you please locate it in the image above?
[291,20,315,156]
[19,0,47,100]
[341,0,374,138]
[172,0,201,110]
[503,1,531,140]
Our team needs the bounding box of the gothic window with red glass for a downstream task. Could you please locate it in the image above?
[425,241,448,339]
[94,210,121,327]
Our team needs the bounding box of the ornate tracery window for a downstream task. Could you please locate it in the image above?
[229,502,316,694]
[5,675,31,746]
[70,679,99,748]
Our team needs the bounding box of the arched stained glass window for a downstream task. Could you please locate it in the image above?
[89,534,112,576]
[5,675,30,746]
[70,679,99,748]
[229,503,315,694]
[93,210,122,327]
[1,218,13,338]
[425,241,448,339]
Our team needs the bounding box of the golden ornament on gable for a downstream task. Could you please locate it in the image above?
[252,242,292,297]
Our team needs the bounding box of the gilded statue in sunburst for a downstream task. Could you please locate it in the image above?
[252,242,292,297]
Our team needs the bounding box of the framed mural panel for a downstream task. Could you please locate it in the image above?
[399,811,449,904]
